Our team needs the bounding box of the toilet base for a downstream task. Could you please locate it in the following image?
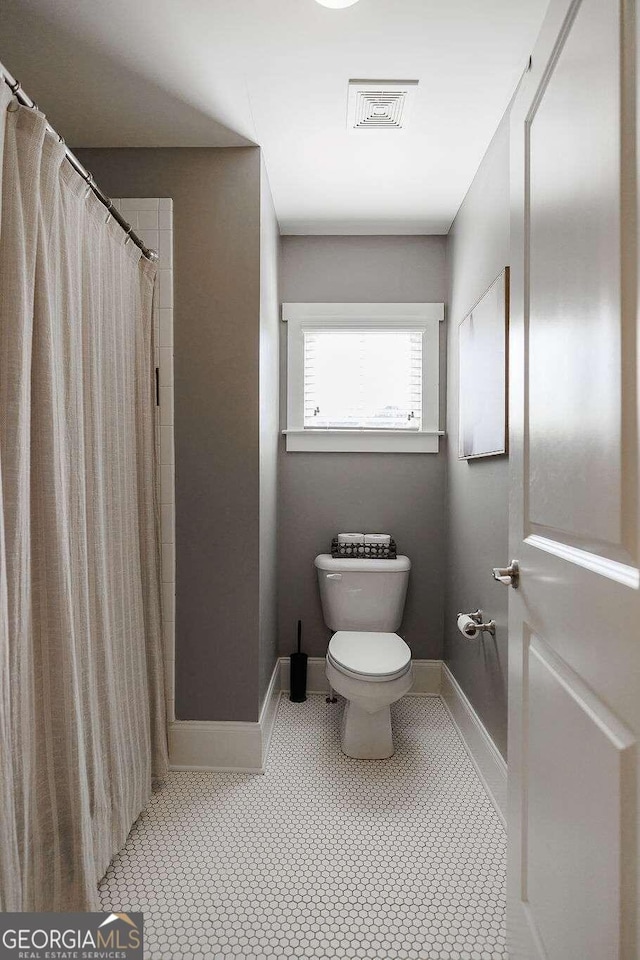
[340,700,394,760]
[326,657,413,761]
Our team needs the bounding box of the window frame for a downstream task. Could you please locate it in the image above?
[282,302,444,453]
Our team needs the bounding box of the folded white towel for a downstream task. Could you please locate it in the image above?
[364,534,391,545]
[338,533,365,544]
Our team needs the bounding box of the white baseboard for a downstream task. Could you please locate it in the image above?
[407,659,442,695]
[278,656,442,696]
[259,660,281,765]
[279,656,328,694]
[440,663,507,822]
[169,660,281,773]
[169,655,508,817]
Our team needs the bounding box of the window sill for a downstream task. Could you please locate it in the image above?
[283,429,444,453]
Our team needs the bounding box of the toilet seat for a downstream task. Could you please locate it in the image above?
[327,631,411,682]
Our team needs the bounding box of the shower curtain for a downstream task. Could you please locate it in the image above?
[0,86,168,911]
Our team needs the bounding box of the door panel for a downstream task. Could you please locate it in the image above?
[508,0,639,957]
[525,634,634,960]
[527,0,625,555]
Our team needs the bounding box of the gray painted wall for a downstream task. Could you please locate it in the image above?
[444,116,510,757]
[278,236,448,660]
[77,146,268,723]
[78,142,510,741]
[259,161,280,707]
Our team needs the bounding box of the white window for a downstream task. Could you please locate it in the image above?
[283,302,444,452]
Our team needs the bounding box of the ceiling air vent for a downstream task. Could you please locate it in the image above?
[347,79,419,132]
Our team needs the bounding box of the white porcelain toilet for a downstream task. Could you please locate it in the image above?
[315,553,413,759]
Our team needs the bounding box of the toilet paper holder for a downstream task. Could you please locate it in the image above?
[457,609,496,636]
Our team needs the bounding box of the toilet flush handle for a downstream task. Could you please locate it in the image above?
[326,573,342,581]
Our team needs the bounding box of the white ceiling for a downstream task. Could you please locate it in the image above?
[2,0,549,234]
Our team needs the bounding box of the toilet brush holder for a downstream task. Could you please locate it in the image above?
[289,619,307,703]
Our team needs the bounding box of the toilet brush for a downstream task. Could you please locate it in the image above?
[289,619,307,703]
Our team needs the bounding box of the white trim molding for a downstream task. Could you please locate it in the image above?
[525,533,640,589]
[169,660,281,773]
[410,659,443,695]
[278,656,442,696]
[282,429,443,454]
[281,302,445,323]
[169,656,508,814]
[440,664,507,822]
[279,656,330,695]
[282,302,444,453]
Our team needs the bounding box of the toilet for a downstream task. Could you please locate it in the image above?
[315,553,413,759]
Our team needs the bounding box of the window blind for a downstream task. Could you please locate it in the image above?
[303,329,423,430]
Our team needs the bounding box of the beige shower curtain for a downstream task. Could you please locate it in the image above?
[0,86,168,911]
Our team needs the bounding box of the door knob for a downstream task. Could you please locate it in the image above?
[492,560,519,588]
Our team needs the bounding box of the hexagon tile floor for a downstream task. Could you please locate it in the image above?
[99,695,507,959]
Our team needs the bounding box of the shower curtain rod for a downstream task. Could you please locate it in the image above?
[0,63,158,263]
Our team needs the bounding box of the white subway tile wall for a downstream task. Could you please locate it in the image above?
[113,198,175,722]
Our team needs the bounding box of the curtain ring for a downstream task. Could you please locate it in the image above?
[83,171,94,200]
[124,227,133,246]
[6,77,20,113]
[104,199,113,224]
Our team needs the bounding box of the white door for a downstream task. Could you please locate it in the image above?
[507,0,639,957]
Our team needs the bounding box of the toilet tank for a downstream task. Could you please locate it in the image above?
[315,554,411,632]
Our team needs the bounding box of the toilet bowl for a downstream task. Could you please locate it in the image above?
[326,631,413,758]
[315,554,413,759]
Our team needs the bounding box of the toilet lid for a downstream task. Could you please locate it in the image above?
[328,631,411,681]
